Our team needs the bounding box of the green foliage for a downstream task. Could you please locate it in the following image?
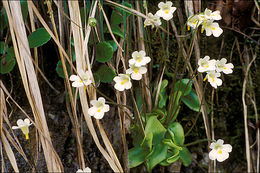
[28,28,51,48]
[145,116,167,145]
[0,55,16,74]
[158,79,168,108]
[110,11,123,25]
[110,25,124,38]
[95,64,116,83]
[168,122,185,146]
[115,2,133,17]
[160,149,180,166]
[174,79,192,96]
[179,147,192,167]
[145,143,168,172]
[21,0,28,21]
[0,44,16,74]
[182,90,210,113]
[128,147,149,168]
[107,40,118,52]
[95,42,114,63]
[56,60,71,78]
[182,90,201,112]
[129,115,192,171]
[135,87,143,111]
[93,73,100,84]
[0,41,8,54]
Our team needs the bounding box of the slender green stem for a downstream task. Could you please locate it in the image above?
[185,82,208,137]
[130,88,145,137]
[166,27,199,126]
[184,139,214,147]
[92,83,132,110]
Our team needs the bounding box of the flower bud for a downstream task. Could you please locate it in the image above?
[88,17,97,27]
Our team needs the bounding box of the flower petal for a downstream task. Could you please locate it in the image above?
[223,144,232,152]
[124,81,132,89]
[166,1,173,7]
[128,59,135,65]
[209,149,217,160]
[126,68,132,74]
[114,83,125,91]
[216,151,229,162]
[216,139,224,145]
[83,79,92,86]
[139,67,147,74]
[131,73,142,80]
[90,100,97,106]
[83,167,91,173]
[12,126,19,129]
[72,81,84,88]
[17,119,24,127]
[131,51,138,58]
[113,76,122,83]
[144,56,151,64]
[103,104,110,112]
[98,97,106,104]
[24,118,31,126]
[94,112,105,119]
[88,107,97,116]
[69,75,80,82]
[139,50,146,57]
[158,2,165,8]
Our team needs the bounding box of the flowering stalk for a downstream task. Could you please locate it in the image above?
[130,88,145,137]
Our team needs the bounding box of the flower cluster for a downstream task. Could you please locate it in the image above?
[113,50,150,91]
[12,118,32,140]
[187,8,223,37]
[69,69,92,88]
[209,139,232,162]
[69,70,110,120]
[88,97,110,119]
[198,56,234,89]
[144,1,176,28]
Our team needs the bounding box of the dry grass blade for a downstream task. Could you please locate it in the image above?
[3,1,63,172]
[242,52,256,172]
[0,84,18,172]
[68,1,123,172]
[99,4,124,52]
[1,134,19,172]
[45,0,85,168]
[135,1,152,112]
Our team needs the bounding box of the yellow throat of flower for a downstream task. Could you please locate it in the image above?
[20,126,29,140]
[25,133,29,140]
[121,78,129,85]
[134,68,139,74]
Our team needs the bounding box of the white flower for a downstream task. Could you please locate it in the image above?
[12,118,32,140]
[209,139,232,162]
[76,167,91,173]
[198,56,216,72]
[69,69,92,88]
[126,64,147,80]
[187,14,202,30]
[215,58,234,74]
[201,20,223,37]
[156,1,176,20]
[144,13,162,28]
[88,97,110,119]
[129,50,151,67]
[204,8,222,21]
[113,74,132,91]
[205,71,222,89]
